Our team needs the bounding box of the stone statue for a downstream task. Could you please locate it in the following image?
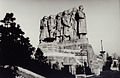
[39,16,49,42]
[70,7,78,40]
[39,5,87,42]
[75,5,87,38]
[56,14,63,42]
[62,10,71,41]
[48,15,56,38]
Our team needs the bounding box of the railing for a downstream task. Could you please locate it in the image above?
[17,67,45,78]
[75,74,94,78]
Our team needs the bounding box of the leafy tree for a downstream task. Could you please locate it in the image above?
[118,57,120,71]
[106,52,109,60]
[112,52,118,60]
[35,48,47,64]
[0,13,35,66]
[103,56,113,71]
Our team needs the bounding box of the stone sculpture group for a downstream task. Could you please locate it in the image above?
[40,5,87,43]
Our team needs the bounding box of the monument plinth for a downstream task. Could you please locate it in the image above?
[38,5,104,75]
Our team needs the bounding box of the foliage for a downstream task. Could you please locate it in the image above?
[112,52,118,60]
[0,13,35,66]
[34,48,47,64]
[103,56,113,71]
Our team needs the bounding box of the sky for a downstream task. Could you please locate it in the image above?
[0,0,120,55]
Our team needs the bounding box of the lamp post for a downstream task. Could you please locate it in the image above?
[100,40,105,63]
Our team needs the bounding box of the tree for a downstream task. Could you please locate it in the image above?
[0,13,35,66]
[106,52,109,60]
[103,56,113,71]
[34,48,47,64]
[112,52,118,60]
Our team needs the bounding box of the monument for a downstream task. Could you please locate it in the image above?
[38,5,104,75]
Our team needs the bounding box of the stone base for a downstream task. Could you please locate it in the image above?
[38,38,103,74]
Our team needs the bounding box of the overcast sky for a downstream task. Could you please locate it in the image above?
[0,0,120,55]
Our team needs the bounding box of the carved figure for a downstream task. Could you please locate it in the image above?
[56,14,63,42]
[39,16,49,42]
[48,15,56,38]
[62,10,71,41]
[75,5,87,38]
[70,7,78,40]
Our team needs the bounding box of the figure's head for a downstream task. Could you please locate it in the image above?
[67,9,71,14]
[79,5,84,11]
[43,16,48,21]
[57,12,62,16]
[67,9,72,16]
[63,10,68,16]
[43,16,47,19]
[49,15,54,19]
[71,7,77,15]
[72,7,77,12]
[56,14,61,19]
